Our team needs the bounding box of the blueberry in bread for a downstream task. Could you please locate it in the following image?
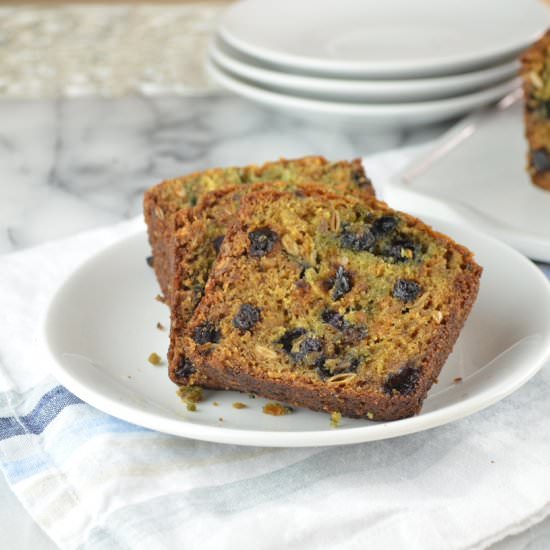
[177,185,482,421]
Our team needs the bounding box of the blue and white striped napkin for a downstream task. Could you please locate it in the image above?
[1,178,550,550]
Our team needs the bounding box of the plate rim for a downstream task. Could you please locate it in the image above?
[206,58,520,120]
[41,221,550,447]
[218,0,546,77]
[210,37,521,102]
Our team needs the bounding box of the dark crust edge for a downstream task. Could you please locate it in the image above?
[350,158,375,195]
[143,190,172,301]
[529,169,550,191]
[167,186,241,388]
[521,30,550,191]
[143,156,374,302]
[183,187,482,420]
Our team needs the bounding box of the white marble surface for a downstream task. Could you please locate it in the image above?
[0,94,445,254]
[0,93,548,549]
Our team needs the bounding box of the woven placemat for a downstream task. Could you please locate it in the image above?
[0,3,224,97]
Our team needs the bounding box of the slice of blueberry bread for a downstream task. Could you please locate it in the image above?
[178,185,482,421]
[169,181,372,387]
[143,157,374,301]
[522,30,550,190]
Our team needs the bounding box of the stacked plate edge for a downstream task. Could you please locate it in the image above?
[207,0,549,129]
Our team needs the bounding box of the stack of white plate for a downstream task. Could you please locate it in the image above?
[207,0,549,130]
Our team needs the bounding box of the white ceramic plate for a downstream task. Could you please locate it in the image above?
[42,221,550,447]
[210,37,521,103]
[219,0,548,78]
[384,93,550,262]
[207,58,521,130]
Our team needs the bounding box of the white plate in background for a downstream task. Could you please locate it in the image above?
[384,94,550,262]
[207,57,520,130]
[210,37,521,103]
[219,0,548,78]
[42,222,550,447]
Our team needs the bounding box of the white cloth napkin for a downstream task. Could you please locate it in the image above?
[0,149,549,550]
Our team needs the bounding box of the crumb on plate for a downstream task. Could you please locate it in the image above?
[330,411,342,428]
[177,385,203,412]
[148,352,163,366]
[263,402,293,416]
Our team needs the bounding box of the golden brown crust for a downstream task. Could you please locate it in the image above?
[521,30,550,191]
[143,156,375,301]
[180,186,482,421]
